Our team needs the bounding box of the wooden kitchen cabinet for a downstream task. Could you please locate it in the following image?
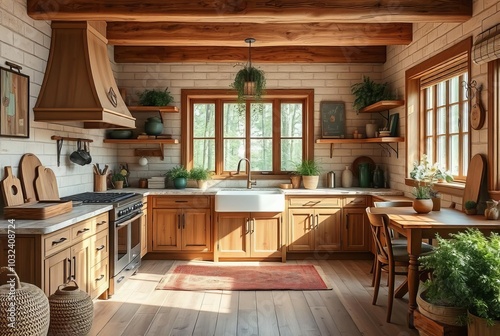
[343,208,370,251]
[140,197,148,257]
[215,212,282,260]
[150,196,211,253]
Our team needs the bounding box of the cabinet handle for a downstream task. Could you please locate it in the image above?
[67,258,72,281]
[95,274,105,281]
[309,214,314,230]
[175,200,188,203]
[52,237,67,246]
[245,218,249,233]
[97,220,107,226]
[72,256,76,279]
[182,213,186,229]
[251,218,255,234]
[315,215,319,229]
[177,214,181,229]
[96,245,105,251]
[77,228,90,235]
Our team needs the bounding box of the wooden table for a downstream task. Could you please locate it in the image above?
[369,207,500,328]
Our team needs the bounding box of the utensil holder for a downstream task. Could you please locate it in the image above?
[94,174,107,192]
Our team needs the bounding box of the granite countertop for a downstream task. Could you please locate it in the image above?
[0,204,112,235]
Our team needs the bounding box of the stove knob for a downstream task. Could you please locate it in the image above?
[118,210,123,216]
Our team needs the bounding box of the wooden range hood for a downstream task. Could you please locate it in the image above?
[34,21,135,129]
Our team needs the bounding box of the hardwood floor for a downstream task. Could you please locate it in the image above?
[91,259,418,336]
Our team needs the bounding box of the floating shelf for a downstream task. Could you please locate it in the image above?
[103,138,179,161]
[127,106,178,123]
[358,100,405,120]
[316,137,405,158]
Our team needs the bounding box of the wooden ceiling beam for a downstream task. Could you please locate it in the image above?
[107,22,412,47]
[27,0,471,23]
[114,46,386,63]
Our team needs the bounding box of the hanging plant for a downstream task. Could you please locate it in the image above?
[231,65,266,103]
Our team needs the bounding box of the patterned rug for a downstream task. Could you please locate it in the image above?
[156,264,331,291]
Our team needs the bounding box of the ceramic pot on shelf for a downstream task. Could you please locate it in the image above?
[341,166,353,188]
[144,116,163,135]
[365,121,378,138]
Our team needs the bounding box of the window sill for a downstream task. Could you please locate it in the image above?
[212,174,291,181]
[404,178,465,197]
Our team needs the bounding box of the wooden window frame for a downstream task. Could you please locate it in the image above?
[488,60,500,199]
[181,89,314,179]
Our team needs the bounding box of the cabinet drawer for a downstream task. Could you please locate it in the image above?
[344,196,368,207]
[90,229,109,266]
[90,257,109,299]
[152,196,210,208]
[71,219,94,242]
[288,197,342,208]
[93,213,109,233]
[44,228,72,256]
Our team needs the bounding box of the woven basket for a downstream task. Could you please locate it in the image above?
[48,280,93,336]
[0,266,50,336]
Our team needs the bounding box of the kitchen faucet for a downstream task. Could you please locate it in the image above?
[236,158,257,189]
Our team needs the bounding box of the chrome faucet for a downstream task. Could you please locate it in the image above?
[236,158,257,189]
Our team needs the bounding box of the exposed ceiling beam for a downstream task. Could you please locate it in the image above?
[27,0,471,23]
[107,22,412,47]
[114,46,386,63]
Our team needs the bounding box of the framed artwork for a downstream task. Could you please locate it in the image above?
[388,113,399,137]
[1,66,29,138]
[320,101,345,138]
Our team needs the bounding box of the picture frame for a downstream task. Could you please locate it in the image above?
[320,101,345,138]
[0,66,29,138]
[388,113,399,137]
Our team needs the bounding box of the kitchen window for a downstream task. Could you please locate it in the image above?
[405,38,471,184]
[181,89,314,176]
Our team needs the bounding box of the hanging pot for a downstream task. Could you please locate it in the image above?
[69,141,88,166]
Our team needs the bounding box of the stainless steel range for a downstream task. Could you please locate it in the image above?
[62,192,144,296]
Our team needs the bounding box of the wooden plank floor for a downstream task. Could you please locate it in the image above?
[91,259,418,336]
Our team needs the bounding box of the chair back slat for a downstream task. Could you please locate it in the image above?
[374,201,413,208]
[366,207,390,261]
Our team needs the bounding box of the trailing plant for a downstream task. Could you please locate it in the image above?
[295,160,321,176]
[138,88,174,106]
[165,165,189,180]
[189,167,212,181]
[231,66,266,103]
[419,229,500,324]
[351,76,395,112]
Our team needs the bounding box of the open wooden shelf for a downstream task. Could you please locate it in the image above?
[316,137,404,158]
[127,106,178,113]
[358,100,404,114]
[103,138,179,161]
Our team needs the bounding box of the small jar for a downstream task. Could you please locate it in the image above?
[139,178,148,188]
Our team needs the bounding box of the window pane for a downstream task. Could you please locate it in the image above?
[437,82,446,106]
[193,139,215,170]
[450,135,459,175]
[462,102,469,132]
[449,76,459,104]
[281,139,303,171]
[437,107,446,135]
[250,103,272,137]
[193,103,215,137]
[426,88,433,109]
[463,134,469,175]
[250,139,272,171]
[437,136,446,165]
[281,103,303,137]
[426,110,433,136]
[450,104,459,133]
[223,103,245,137]
[223,139,245,171]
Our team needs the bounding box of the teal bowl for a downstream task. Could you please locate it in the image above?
[109,130,133,139]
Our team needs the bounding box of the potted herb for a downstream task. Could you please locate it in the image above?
[165,165,189,189]
[231,66,266,103]
[419,229,500,335]
[111,173,126,189]
[295,159,321,189]
[464,200,477,215]
[138,88,173,106]
[351,76,394,112]
[189,167,212,190]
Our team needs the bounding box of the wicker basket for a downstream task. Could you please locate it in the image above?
[48,280,93,336]
[0,266,50,336]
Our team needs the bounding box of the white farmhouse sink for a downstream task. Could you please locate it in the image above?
[215,189,285,212]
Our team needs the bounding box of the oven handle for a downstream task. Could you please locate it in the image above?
[115,211,143,227]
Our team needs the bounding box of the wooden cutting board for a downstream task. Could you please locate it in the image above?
[35,166,60,201]
[4,200,72,220]
[19,153,43,202]
[462,154,486,211]
[0,167,25,206]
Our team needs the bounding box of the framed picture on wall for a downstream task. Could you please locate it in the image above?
[320,101,345,138]
[388,113,399,137]
[0,66,29,138]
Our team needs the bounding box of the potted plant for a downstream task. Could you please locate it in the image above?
[419,229,500,335]
[189,167,212,190]
[231,66,266,103]
[111,173,126,189]
[295,159,321,189]
[138,88,173,106]
[464,200,477,215]
[165,165,189,189]
[289,171,302,189]
[350,76,395,112]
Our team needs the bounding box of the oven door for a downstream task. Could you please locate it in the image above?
[114,211,143,275]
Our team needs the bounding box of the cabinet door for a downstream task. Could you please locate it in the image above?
[44,248,71,296]
[182,209,211,252]
[314,208,342,251]
[288,209,314,251]
[0,236,39,286]
[71,239,91,293]
[152,209,182,251]
[217,213,250,258]
[251,213,282,258]
[141,207,148,257]
[343,208,370,251]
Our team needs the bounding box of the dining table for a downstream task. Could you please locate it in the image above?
[369,206,500,328]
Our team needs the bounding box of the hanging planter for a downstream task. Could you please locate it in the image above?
[231,38,266,103]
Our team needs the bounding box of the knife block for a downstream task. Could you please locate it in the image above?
[94,174,107,192]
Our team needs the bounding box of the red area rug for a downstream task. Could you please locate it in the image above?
[156,264,331,291]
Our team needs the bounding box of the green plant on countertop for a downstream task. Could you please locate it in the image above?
[464,200,477,215]
[111,173,126,182]
[165,165,189,180]
[351,76,395,112]
[138,88,174,106]
[189,167,212,181]
[295,159,321,176]
[419,229,500,325]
